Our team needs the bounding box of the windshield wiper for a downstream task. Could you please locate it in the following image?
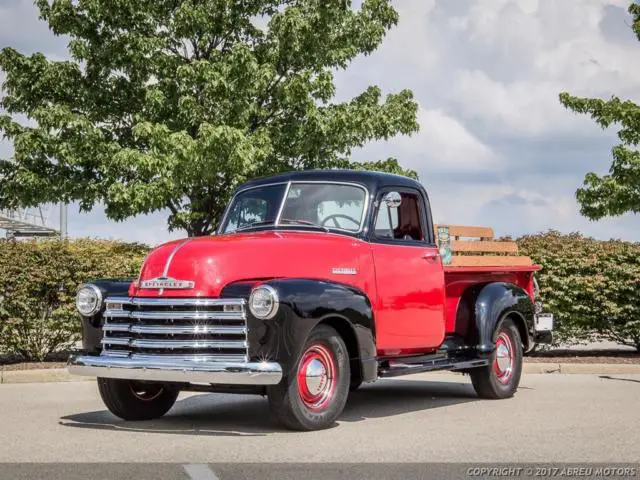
[235,219,330,233]
[235,220,275,232]
[279,219,330,232]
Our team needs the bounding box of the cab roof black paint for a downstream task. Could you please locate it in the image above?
[238,169,425,195]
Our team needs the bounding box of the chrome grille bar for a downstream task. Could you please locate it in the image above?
[104,310,245,321]
[100,296,248,362]
[105,296,245,307]
[101,350,249,363]
[128,324,246,335]
[101,338,247,349]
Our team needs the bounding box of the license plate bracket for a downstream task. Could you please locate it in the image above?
[534,313,554,332]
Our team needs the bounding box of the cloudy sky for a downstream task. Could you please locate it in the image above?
[1,0,639,245]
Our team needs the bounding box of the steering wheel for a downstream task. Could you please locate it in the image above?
[321,214,360,229]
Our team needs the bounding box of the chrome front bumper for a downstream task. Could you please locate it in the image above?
[68,355,283,385]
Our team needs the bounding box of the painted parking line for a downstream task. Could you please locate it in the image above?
[183,464,220,480]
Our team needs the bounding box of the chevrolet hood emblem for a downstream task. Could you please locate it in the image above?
[139,277,195,290]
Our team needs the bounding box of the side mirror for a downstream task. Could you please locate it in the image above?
[382,191,401,208]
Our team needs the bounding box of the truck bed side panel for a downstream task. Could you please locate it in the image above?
[443,268,536,335]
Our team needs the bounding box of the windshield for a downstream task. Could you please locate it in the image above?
[220,182,367,234]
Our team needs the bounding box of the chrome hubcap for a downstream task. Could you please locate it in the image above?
[305,358,328,396]
[297,344,337,411]
[496,343,511,372]
[494,332,514,384]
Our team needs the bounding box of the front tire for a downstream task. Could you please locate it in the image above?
[267,324,350,431]
[470,317,523,399]
[97,378,179,421]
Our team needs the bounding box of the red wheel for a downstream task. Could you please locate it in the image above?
[268,324,350,430]
[470,317,523,399]
[296,344,338,411]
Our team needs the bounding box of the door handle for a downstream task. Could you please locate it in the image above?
[422,252,439,261]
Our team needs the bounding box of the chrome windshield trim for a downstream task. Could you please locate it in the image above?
[275,180,370,234]
[274,181,292,227]
[220,180,370,235]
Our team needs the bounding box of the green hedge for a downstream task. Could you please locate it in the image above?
[0,239,148,360]
[517,231,640,351]
[0,232,638,360]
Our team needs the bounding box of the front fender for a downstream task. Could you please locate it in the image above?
[222,278,377,382]
[474,282,534,354]
[78,278,134,353]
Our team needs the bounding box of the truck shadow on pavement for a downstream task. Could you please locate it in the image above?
[599,375,640,384]
[58,377,479,436]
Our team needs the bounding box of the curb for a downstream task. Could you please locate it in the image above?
[522,362,640,374]
[1,363,640,384]
[0,368,92,384]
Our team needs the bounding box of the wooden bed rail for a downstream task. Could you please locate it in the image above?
[434,224,532,267]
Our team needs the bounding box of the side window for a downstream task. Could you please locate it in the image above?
[374,191,425,242]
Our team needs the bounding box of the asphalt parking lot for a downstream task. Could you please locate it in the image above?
[0,372,638,478]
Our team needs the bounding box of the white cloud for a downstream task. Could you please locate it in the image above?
[444,0,640,137]
[1,0,639,243]
[399,108,501,171]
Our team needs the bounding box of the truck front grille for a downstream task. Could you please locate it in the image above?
[100,297,248,362]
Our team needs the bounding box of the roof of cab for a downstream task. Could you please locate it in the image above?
[238,169,423,193]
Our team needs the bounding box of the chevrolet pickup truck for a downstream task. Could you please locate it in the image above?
[68,170,553,431]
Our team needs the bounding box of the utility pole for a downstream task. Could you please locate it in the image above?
[60,203,68,240]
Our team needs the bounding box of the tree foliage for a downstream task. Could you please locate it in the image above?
[559,3,640,220]
[0,0,418,236]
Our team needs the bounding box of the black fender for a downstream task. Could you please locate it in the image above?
[221,278,377,384]
[474,282,534,355]
[79,278,134,353]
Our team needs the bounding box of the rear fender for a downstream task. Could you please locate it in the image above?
[474,282,534,354]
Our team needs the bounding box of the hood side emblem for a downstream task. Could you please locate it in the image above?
[332,267,357,275]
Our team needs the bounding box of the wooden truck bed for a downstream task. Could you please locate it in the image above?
[435,224,540,272]
[437,224,539,333]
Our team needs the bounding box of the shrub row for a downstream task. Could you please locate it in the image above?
[517,231,640,351]
[0,239,148,360]
[0,231,638,360]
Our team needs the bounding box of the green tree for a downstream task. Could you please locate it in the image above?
[559,3,640,220]
[0,0,418,236]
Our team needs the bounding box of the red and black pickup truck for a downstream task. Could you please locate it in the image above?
[69,169,553,431]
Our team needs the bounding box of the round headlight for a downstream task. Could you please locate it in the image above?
[249,285,279,319]
[76,284,103,316]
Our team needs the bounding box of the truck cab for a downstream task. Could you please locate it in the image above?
[69,170,553,431]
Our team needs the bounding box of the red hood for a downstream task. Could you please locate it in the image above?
[132,231,370,297]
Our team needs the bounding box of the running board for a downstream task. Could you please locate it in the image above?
[379,357,490,378]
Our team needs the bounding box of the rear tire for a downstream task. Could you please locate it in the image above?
[267,324,350,431]
[470,317,523,399]
[97,378,179,421]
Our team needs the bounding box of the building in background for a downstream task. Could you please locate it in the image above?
[0,204,65,239]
